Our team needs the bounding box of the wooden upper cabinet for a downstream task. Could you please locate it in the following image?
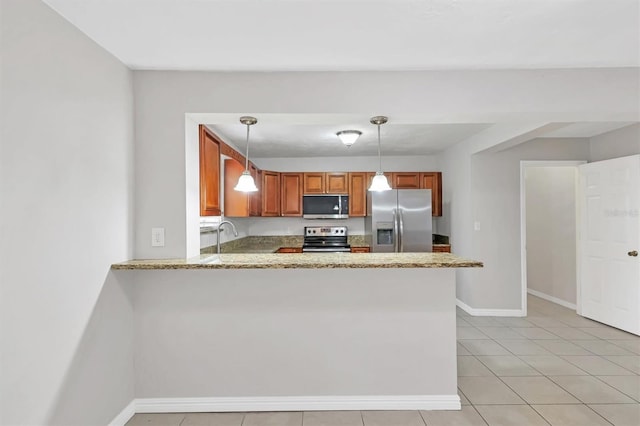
[303,173,325,193]
[280,173,303,216]
[249,163,261,217]
[325,172,348,194]
[199,126,221,216]
[392,172,421,189]
[224,159,249,217]
[348,172,367,217]
[304,172,349,194]
[261,171,280,216]
[420,172,442,216]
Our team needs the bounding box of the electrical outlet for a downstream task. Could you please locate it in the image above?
[151,228,165,247]
[474,221,481,231]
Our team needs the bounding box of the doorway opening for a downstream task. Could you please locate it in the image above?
[520,161,586,316]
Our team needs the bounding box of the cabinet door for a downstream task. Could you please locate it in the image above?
[224,159,249,217]
[249,163,261,216]
[350,246,370,253]
[325,172,348,193]
[281,173,303,216]
[199,126,221,216]
[261,171,280,216]
[304,172,325,193]
[348,172,367,217]
[420,172,442,216]
[392,172,421,189]
[277,247,303,253]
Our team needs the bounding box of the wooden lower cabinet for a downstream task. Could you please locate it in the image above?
[280,173,303,216]
[261,171,280,216]
[348,172,367,217]
[432,244,451,253]
[276,247,303,253]
[350,246,370,253]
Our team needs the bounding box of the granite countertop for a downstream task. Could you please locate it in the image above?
[203,235,449,255]
[112,252,482,270]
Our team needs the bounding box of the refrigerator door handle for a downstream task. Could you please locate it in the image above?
[399,208,405,252]
[393,209,399,252]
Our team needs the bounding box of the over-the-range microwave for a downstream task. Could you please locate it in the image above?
[302,194,349,219]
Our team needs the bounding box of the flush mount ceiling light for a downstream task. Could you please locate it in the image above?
[336,130,362,147]
[368,116,392,192]
[234,116,259,192]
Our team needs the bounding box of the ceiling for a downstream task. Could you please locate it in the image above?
[209,122,492,157]
[207,121,635,158]
[43,0,639,71]
[41,0,639,156]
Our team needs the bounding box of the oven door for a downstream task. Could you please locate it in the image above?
[302,246,351,253]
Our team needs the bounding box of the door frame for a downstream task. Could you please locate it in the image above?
[519,160,586,316]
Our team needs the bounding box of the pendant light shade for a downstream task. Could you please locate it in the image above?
[368,116,392,192]
[234,116,258,192]
[336,130,362,147]
[369,171,392,191]
[235,170,258,192]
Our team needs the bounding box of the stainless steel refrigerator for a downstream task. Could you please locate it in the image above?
[365,189,433,252]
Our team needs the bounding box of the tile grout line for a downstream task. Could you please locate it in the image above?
[457,295,640,425]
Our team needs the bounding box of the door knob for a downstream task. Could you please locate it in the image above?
[629,250,638,257]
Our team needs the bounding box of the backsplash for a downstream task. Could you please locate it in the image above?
[201,234,368,254]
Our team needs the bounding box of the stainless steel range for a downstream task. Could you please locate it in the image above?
[302,226,351,253]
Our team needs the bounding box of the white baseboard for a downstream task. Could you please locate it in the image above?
[135,395,461,413]
[109,400,136,426]
[456,299,525,317]
[527,289,577,310]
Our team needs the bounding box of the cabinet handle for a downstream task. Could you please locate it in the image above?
[628,250,638,257]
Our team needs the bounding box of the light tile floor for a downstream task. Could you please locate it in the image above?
[126,295,640,425]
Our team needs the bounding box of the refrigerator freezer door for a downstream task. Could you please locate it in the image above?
[398,190,433,252]
[370,191,398,253]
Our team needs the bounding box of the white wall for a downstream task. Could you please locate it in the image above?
[467,138,590,311]
[130,268,458,403]
[590,123,640,161]
[234,217,365,237]
[133,68,638,259]
[525,167,578,305]
[0,0,135,424]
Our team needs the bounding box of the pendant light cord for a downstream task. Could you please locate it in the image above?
[377,124,382,172]
[244,123,250,171]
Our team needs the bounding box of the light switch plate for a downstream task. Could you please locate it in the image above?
[474,221,481,231]
[151,228,165,247]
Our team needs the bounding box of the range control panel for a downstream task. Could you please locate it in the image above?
[304,226,348,237]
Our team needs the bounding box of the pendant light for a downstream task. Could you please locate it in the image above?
[336,130,362,147]
[368,116,392,191]
[234,116,259,192]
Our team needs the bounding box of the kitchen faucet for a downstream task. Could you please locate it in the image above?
[216,220,238,254]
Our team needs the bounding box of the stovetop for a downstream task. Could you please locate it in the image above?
[302,226,350,252]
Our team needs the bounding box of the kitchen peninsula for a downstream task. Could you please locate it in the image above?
[113,253,481,413]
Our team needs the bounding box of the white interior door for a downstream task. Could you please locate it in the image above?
[579,155,640,335]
